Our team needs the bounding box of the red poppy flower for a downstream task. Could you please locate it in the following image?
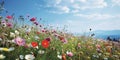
[30,17,36,21]
[41,40,49,48]
[31,42,38,48]
[6,15,12,19]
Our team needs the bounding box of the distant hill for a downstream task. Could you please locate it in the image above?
[91,30,120,40]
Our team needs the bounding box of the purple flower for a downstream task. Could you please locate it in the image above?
[45,37,51,42]
[62,39,68,44]
[14,37,26,46]
[34,22,38,25]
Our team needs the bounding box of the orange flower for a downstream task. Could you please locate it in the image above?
[62,54,66,60]
[96,44,101,49]
[58,36,64,41]
[36,31,40,35]
[104,43,110,46]
[106,46,112,53]
[77,43,81,48]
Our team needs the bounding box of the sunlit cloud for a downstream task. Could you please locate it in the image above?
[36,0,108,14]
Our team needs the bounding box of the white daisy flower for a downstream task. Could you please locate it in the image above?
[0,38,2,41]
[1,22,6,27]
[25,54,35,60]
[57,55,62,59]
[104,57,108,60]
[38,50,45,54]
[15,30,19,35]
[0,54,6,59]
[19,55,24,60]
[10,32,15,37]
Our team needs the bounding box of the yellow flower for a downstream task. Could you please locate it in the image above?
[2,48,9,51]
[0,47,14,52]
[80,51,83,55]
[118,53,120,55]
[105,53,110,56]
[87,56,90,60]
[71,37,74,40]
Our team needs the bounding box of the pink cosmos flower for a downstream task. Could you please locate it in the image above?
[96,44,101,49]
[66,51,73,57]
[62,39,68,44]
[30,17,36,22]
[14,37,26,46]
[41,29,45,32]
[6,23,13,28]
[6,15,12,19]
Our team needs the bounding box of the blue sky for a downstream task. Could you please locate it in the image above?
[1,0,120,33]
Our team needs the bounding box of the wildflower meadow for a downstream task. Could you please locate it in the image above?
[0,0,120,60]
[0,15,120,60]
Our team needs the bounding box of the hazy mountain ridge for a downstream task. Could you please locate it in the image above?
[91,30,120,40]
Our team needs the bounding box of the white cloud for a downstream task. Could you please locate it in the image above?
[74,13,120,20]
[94,0,107,8]
[38,0,108,14]
[54,18,120,33]
[71,9,79,13]
[55,0,62,5]
[93,20,120,30]
[70,0,75,3]
[64,20,90,33]
[60,6,70,13]
[74,0,107,10]
[49,6,70,14]
[112,0,120,6]
[77,0,87,3]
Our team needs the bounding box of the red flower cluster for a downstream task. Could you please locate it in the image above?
[41,40,49,48]
[31,42,38,48]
